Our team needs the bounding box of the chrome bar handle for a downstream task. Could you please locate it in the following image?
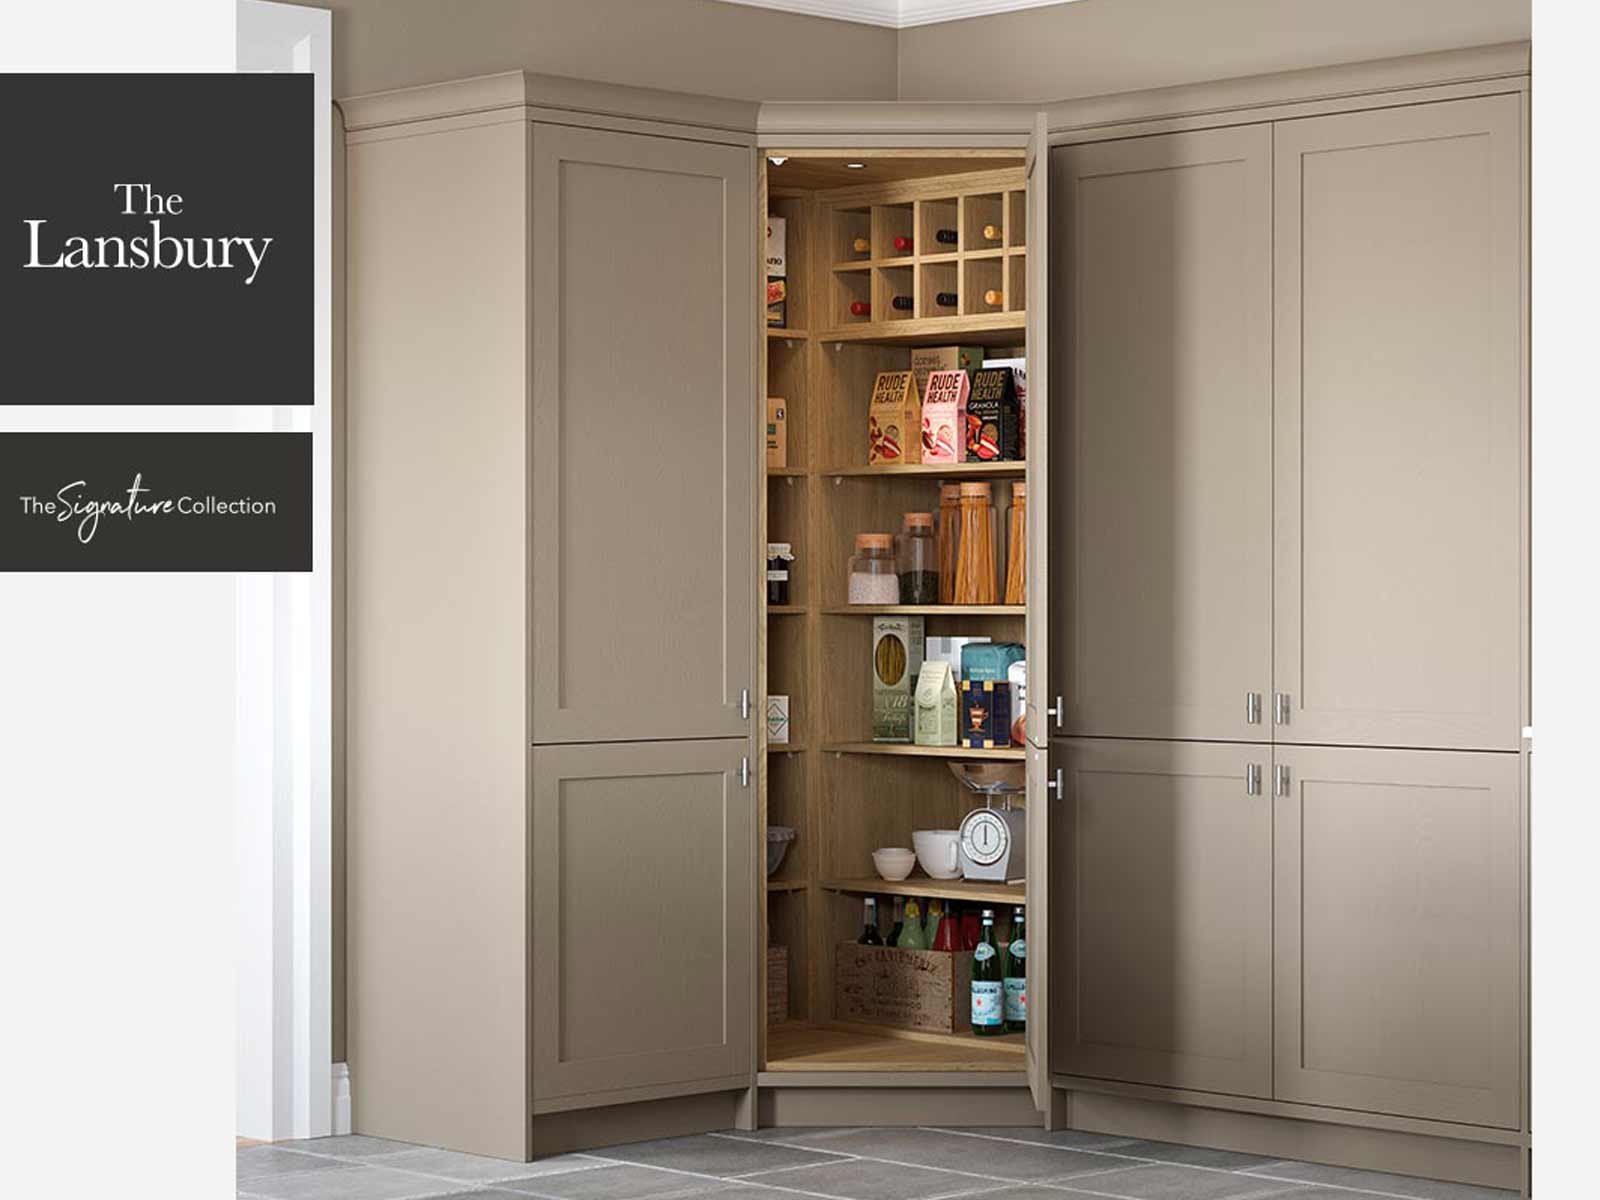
[1274,692,1291,726]
[1246,692,1262,725]
[1247,764,1262,796]
[1274,763,1290,797]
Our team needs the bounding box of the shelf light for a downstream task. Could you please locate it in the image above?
[845,162,867,169]
[767,155,787,166]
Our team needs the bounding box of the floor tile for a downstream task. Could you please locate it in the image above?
[496,1162,725,1198]
[1101,1141,1283,1171]
[1239,1162,1517,1200]
[296,1136,423,1160]
[244,1165,469,1200]
[379,1146,596,1184]
[715,1127,861,1142]
[928,1130,1138,1154]
[239,1146,359,1181]
[782,1127,1125,1184]
[1048,1163,1287,1200]
[600,1133,850,1178]
[742,1157,990,1199]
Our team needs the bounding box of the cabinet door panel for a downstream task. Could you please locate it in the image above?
[1054,738,1272,1097]
[1052,127,1273,743]
[531,124,755,744]
[532,739,754,1107]
[1273,96,1523,750]
[1273,745,1522,1127]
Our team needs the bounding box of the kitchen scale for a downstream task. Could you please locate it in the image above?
[949,762,1026,884]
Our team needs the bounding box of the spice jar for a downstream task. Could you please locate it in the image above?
[847,533,900,605]
[766,542,794,606]
[937,483,961,604]
[954,482,997,605]
[896,512,939,605]
[1004,483,1026,605]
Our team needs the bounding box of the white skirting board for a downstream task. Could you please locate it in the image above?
[333,1063,352,1136]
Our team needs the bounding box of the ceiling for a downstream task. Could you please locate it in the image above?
[766,152,1024,190]
[714,0,1082,29]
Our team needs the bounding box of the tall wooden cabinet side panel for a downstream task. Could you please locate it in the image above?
[1053,739,1273,1097]
[529,123,756,746]
[531,740,754,1108]
[1273,95,1524,751]
[346,118,531,1160]
[1052,126,1274,744]
[1273,745,1522,1127]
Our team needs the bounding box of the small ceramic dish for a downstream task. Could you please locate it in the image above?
[871,847,916,881]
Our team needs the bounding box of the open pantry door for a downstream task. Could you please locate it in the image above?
[1023,109,1052,1119]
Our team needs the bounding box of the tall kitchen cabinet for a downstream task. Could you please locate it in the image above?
[345,75,760,1161]
[1049,84,1527,1187]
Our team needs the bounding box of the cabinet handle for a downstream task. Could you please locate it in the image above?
[1047,696,1064,729]
[740,757,749,787]
[1247,764,1262,796]
[1273,692,1291,725]
[1046,767,1063,797]
[741,688,750,720]
[1274,763,1290,797]
[1246,692,1262,725]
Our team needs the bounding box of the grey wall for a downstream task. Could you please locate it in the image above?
[896,0,1530,101]
[312,0,898,100]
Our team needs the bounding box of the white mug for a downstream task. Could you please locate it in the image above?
[912,829,961,880]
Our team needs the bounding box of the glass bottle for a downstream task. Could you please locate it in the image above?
[937,483,961,604]
[931,897,960,951]
[886,895,904,947]
[857,896,884,946]
[1002,906,1027,1033]
[954,482,997,605]
[1004,483,1026,605]
[898,897,927,950]
[971,908,1006,1036]
[896,512,939,605]
[767,542,794,606]
[847,533,900,605]
[960,905,981,951]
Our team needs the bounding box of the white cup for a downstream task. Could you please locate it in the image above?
[912,829,961,880]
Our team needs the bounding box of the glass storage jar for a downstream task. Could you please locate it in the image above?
[954,482,997,605]
[766,542,794,606]
[847,533,900,605]
[896,512,939,605]
[937,483,961,604]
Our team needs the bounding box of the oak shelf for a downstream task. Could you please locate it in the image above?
[767,327,810,340]
[766,1022,1025,1072]
[767,466,807,477]
[822,605,1023,616]
[822,877,1025,905]
[767,605,807,615]
[823,742,1025,762]
[766,878,809,893]
[819,312,1025,347]
[820,461,1025,479]
[767,743,808,754]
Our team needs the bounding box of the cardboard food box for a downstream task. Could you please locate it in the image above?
[911,345,985,401]
[920,369,968,465]
[766,694,790,744]
[765,215,787,327]
[768,944,790,1023]
[960,641,1025,682]
[966,367,1023,462]
[961,678,1014,748]
[766,397,788,468]
[868,370,921,466]
[836,942,974,1035]
[872,615,925,742]
[1008,660,1027,746]
[913,660,958,747]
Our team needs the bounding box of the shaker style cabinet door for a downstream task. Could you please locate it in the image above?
[1273,745,1522,1127]
[531,739,754,1108]
[1054,739,1272,1098]
[530,123,756,745]
[1052,127,1273,744]
[1272,96,1524,751]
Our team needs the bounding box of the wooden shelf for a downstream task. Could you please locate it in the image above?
[823,741,1025,761]
[767,742,807,754]
[767,327,810,340]
[767,604,807,615]
[819,312,1025,347]
[766,1022,1024,1072]
[823,877,1025,905]
[766,878,809,893]
[820,461,1024,478]
[767,466,807,478]
[822,605,1023,616]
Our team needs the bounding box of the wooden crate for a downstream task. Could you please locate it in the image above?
[767,944,790,1023]
[834,942,972,1035]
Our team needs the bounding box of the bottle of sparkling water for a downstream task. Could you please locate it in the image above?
[971,908,1005,1036]
[1002,906,1027,1033]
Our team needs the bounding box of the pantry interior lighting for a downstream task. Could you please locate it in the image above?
[845,162,866,169]
[767,155,787,165]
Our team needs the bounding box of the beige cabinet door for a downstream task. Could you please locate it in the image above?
[1273,744,1522,1127]
[1272,96,1524,750]
[1054,738,1272,1097]
[1025,111,1051,750]
[1052,126,1273,744]
[532,739,754,1109]
[530,123,756,745]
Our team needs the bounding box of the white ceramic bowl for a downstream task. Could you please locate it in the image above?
[871,847,916,881]
[766,826,796,876]
[912,829,962,880]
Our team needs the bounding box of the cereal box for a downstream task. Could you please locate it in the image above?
[868,370,920,465]
[920,369,968,465]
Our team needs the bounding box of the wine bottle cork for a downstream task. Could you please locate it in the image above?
[984,289,1003,306]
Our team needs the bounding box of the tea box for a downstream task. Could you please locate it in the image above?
[766,397,787,468]
[920,369,968,465]
[767,694,790,745]
[868,370,921,466]
[960,679,1013,749]
[872,615,925,742]
[913,660,957,747]
[960,641,1025,683]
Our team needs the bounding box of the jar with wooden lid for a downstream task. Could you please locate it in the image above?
[896,512,939,605]
[937,483,961,604]
[1004,482,1026,605]
[954,482,997,605]
[848,533,900,605]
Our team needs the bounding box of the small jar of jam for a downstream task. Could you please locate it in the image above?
[766,543,794,606]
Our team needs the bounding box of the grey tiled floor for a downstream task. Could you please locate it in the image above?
[238,1128,1516,1200]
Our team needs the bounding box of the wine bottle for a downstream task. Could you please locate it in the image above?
[1002,906,1027,1033]
[852,236,871,254]
[983,289,1003,307]
[899,897,927,950]
[850,300,870,317]
[971,908,1005,1035]
[858,896,884,946]
[891,295,914,311]
[982,223,1002,241]
[934,291,957,307]
[935,228,958,245]
[893,235,913,251]
[887,895,904,947]
[931,898,960,951]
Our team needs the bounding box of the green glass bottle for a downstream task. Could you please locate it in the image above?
[971,908,1005,1036]
[899,898,927,950]
[1002,906,1027,1033]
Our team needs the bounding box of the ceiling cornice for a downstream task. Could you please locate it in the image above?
[715,0,1080,30]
